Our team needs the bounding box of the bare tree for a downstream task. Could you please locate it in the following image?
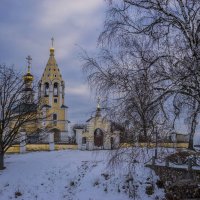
[82,38,171,146]
[0,65,44,170]
[173,93,200,149]
[97,0,200,149]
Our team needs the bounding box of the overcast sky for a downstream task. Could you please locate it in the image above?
[0,0,107,123]
[1,0,198,141]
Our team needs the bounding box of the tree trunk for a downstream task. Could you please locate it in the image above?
[188,102,199,150]
[0,152,4,170]
[188,120,195,150]
[188,136,194,150]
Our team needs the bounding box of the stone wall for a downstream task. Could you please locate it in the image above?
[150,165,200,199]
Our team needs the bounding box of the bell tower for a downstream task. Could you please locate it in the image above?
[23,55,34,103]
[38,38,68,142]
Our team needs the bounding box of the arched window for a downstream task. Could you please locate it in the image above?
[53,82,58,96]
[53,113,57,121]
[44,83,49,96]
[53,113,57,126]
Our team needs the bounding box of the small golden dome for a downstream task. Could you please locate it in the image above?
[23,65,34,82]
[23,72,34,82]
[50,48,54,56]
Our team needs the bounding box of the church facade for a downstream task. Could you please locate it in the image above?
[21,44,69,143]
[38,46,68,143]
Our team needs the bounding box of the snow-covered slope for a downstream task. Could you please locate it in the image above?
[0,150,165,200]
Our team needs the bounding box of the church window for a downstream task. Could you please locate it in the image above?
[53,82,58,96]
[53,113,57,126]
[82,137,86,144]
[44,83,49,96]
[53,113,57,120]
[54,69,56,71]
[55,75,57,77]
[54,98,57,103]
[49,68,51,71]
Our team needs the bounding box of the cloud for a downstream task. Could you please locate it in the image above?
[38,0,104,28]
[66,84,90,96]
[0,0,105,122]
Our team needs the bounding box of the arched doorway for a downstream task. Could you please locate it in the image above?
[51,128,61,143]
[94,128,104,147]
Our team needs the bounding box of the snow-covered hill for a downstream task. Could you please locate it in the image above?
[0,150,165,200]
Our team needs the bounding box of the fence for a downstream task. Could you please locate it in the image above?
[6,132,77,154]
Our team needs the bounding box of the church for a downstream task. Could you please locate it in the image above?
[20,39,121,149]
[21,40,68,143]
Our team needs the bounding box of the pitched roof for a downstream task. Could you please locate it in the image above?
[61,104,68,108]
[40,48,63,84]
[12,103,37,114]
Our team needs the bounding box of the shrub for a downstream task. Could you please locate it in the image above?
[145,185,154,195]
[15,190,22,198]
[156,180,164,188]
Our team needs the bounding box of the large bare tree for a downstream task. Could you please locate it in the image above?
[95,0,200,149]
[0,65,43,170]
[83,38,171,145]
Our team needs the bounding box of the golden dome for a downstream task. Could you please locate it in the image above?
[23,72,34,82]
[23,66,34,82]
[50,48,54,53]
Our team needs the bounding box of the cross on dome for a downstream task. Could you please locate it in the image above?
[26,55,32,73]
[51,37,54,48]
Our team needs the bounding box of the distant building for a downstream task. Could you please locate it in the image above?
[74,100,121,150]
[170,132,189,143]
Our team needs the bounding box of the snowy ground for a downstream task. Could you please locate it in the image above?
[0,150,165,200]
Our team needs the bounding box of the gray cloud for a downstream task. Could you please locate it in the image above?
[0,0,105,123]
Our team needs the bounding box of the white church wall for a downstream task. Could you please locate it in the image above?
[75,129,84,149]
[87,141,94,150]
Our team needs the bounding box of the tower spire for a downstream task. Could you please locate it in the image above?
[50,37,55,56]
